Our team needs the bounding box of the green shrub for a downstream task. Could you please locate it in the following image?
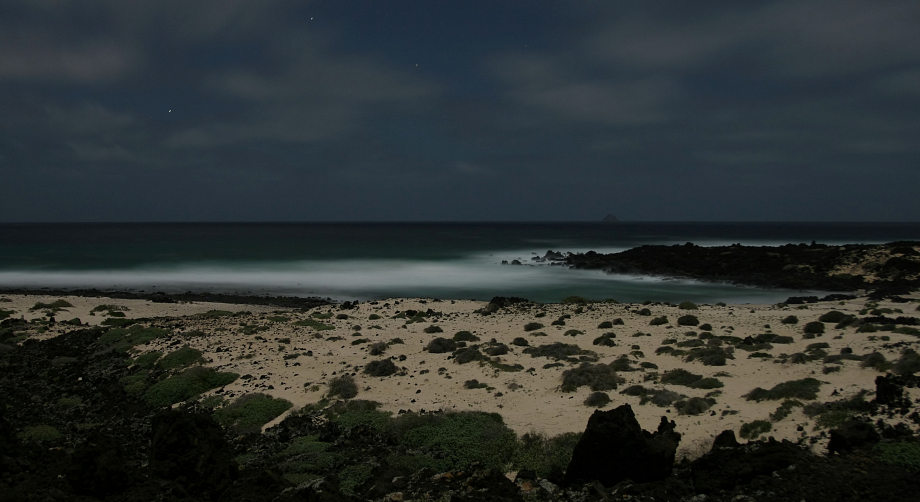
[134,350,163,369]
[744,378,822,402]
[678,301,698,310]
[328,375,358,399]
[30,299,73,312]
[157,346,204,370]
[364,359,398,377]
[368,342,387,356]
[560,362,620,392]
[524,322,544,332]
[677,315,699,326]
[464,379,488,389]
[769,400,803,421]
[397,411,517,471]
[740,420,772,439]
[144,366,239,406]
[17,424,62,443]
[860,352,891,372]
[511,337,529,346]
[214,393,293,434]
[894,349,920,376]
[561,296,588,305]
[803,321,825,334]
[818,311,848,323]
[512,432,581,479]
[453,330,479,342]
[97,325,170,351]
[368,313,382,320]
[598,321,613,329]
[327,400,392,432]
[675,397,715,416]
[661,369,723,389]
[425,337,457,353]
[310,311,334,320]
[649,316,669,326]
[423,325,443,334]
[592,333,617,347]
[293,319,334,331]
[637,308,652,316]
[563,329,584,337]
[524,343,595,362]
[874,441,920,470]
[781,315,798,324]
[584,391,611,407]
[452,347,483,364]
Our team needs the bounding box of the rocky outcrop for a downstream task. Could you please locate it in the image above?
[563,404,680,486]
[561,242,920,292]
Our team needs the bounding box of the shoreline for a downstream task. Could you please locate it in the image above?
[4,290,919,460]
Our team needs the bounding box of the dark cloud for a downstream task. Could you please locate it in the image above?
[0,1,918,222]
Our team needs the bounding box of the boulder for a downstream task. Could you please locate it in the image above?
[563,404,680,486]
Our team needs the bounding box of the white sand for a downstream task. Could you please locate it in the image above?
[3,292,918,459]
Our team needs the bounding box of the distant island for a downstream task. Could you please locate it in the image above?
[601,214,620,223]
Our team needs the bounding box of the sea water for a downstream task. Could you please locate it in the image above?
[1,222,918,304]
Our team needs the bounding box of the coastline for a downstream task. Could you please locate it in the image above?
[4,289,918,459]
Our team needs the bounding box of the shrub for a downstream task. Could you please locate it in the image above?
[397,411,517,471]
[563,329,584,337]
[592,333,617,347]
[512,432,581,480]
[598,321,614,329]
[769,399,803,421]
[678,301,698,310]
[368,342,388,356]
[214,393,292,434]
[560,362,620,392]
[524,322,544,332]
[524,343,595,362]
[134,350,163,369]
[740,420,772,439]
[661,369,723,389]
[636,308,652,316]
[675,397,715,416]
[698,323,713,331]
[874,441,920,470]
[453,330,479,342]
[364,359,398,377]
[860,352,891,371]
[423,325,443,334]
[426,337,457,353]
[484,344,509,356]
[677,315,699,326]
[803,321,825,334]
[818,311,848,323]
[464,379,488,389]
[17,424,62,443]
[97,325,170,351]
[584,391,611,407]
[744,378,822,401]
[561,296,588,305]
[30,299,73,312]
[293,319,334,331]
[649,316,669,326]
[894,349,920,376]
[511,337,529,346]
[452,347,483,364]
[781,315,798,324]
[144,366,239,406]
[157,346,204,370]
[328,375,358,399]
[326,400,392,432]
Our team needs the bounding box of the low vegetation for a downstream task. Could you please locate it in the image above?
[744,378,822,402]
[214,393,293,434]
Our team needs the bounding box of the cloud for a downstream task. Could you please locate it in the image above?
[0,36,137,83]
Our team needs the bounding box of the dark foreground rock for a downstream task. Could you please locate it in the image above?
[563,404,680,486]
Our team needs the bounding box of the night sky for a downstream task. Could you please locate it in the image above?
[1,1,918,222]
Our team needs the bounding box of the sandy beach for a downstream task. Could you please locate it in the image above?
[5,291,918,459]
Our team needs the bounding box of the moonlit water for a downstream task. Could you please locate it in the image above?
[1,222,918,303]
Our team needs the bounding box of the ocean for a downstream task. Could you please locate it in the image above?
[1,222,918,304]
